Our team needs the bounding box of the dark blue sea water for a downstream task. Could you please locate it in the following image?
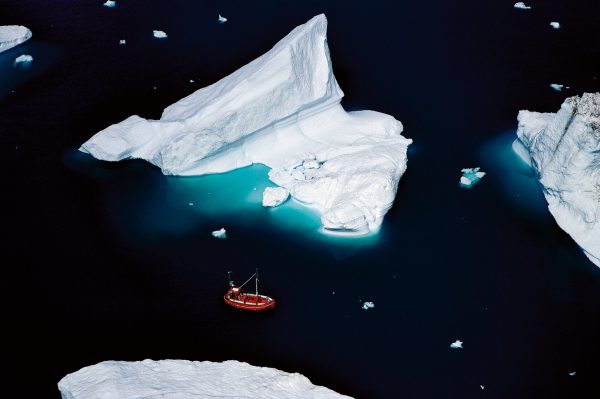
[2,1,600,398]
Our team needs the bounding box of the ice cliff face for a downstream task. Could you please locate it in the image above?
[57,359,352,399]
[0,25,32,53]
[80,14,411,234]
[515,93,600,266]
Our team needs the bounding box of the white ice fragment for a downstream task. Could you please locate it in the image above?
[211,228,227,239]
[103,0,116,8]
[218,14,228,24]
[513,2,531,10]
[189,79,194,83]
[480,385,485,390]
[550,22,560,29]
[14,54,33,64]
[550,83,564,92]
[262,187,290,207]
[58,360,351,399]
[516,93,600,267]
[153,30,168,39]
[460,167,486,187]
[568,371,576,376]
[188,202,194,206]
[450,340,463,349]
[0,25,32,54]
[119,39,126,45]
[362,301,374,310]
[80,15,412,234]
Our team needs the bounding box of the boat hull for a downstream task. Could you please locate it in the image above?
[224,292,276,311]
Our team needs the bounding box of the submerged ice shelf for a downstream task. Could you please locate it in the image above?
[515,93,600,267]
[0,25,32,54]
[58,359,352,399]
[80,14,412,234]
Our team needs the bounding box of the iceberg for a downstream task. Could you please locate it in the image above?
[119,39,126,45]
[263,187,289,207]
[57,359,352,399]
[80,14,412,234]
[103,0,116,8]
[13,54,33,65]
[153,30,168,39]
[0,25,32,54]
[450,340,463,349]
[550,21,561,29]
[362,301,374,310]
[515,93,600,267]
[211,227,227,239]
[459,167,486,187]
[218,14,228,24]
[550,83,564,92]
[514,2,531,10]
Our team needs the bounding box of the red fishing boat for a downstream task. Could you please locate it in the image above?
[224,269,275,311]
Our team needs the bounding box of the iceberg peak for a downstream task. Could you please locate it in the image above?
[0,25,32,54]
[80,14,411,234]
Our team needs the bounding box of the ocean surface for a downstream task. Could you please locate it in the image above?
[2,1,600,398]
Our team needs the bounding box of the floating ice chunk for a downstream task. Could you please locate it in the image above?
[119,39,126,45]
[218,14,228,24]
[568,371,576,376]
[262,187,290,207]
[513,2,531,10]
[460,167,486,187]
[189,79,194,83]
[80,15,412,234]
[14,54,33,64]
[480,385,485,390]
[550,22,560,29]
[550,83,564,92]
[103,0,116,8]
[58,359,351,399]
[362,301,374,310]
[153,30,168,39]
[516,93,600,267]
[188,202,194,206]
[0,25,32,54]
[211,228,227,239]
[450,340,463,349]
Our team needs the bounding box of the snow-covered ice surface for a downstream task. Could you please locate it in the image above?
[211,227,227,238]
[0,25,32,54]
[263,186,290,207]
[514,2,531,10]
[80,14,412,235]
[57,359,352,399]
[550,21,561,29]
[14,54,33,64]
[515,93,600,267]
[153,30,168,39]
[459,167,486,187]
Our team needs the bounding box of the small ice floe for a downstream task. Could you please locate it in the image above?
[550,22,560,29]
[362,301,375,310]
[14,54,33,65]
[262,187,289,207]
[119,39,126,45]
[480,385,485,390]
[189,79,194,83]
[568,371,576,376]
[188,202,194,206]
[153,30,168,39]
[550,83,564,92]
[450,339,463,349]
[459,167,486,188]
[211,228,227,239]
[103,0,116,8]
[218,14,228,24]
[514,2,531,10]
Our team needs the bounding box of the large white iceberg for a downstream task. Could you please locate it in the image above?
[515,93,600,267]
[57,359,352,399]
[0,25,32,54]
[80,14,412,234]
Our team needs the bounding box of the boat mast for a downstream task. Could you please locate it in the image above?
[227,271,233,287]
[255,268,259,295]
